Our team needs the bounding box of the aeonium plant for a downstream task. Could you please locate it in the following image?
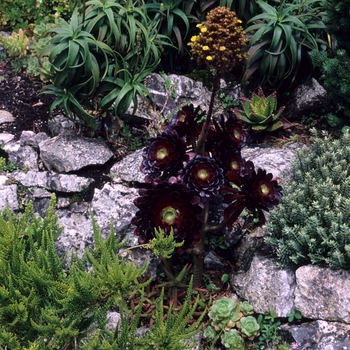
[131,7,283,287]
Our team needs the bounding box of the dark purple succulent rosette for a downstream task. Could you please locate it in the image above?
[131,180,203,253]
[181,155,225,202]
[213,144,244,175]
[222,160,283,230]
[140,129,188,179]
[166,104,205,144]
[213,115,247,149]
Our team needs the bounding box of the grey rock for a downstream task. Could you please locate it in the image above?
[0,184,19,212]
[295,265,350,323]
[39,133,114,172]
[0,110,15,124]
[48,115,75,135]
[0,133,15,145]
[286,78,334,121]
[20,130,49,149]
[0,175,8,186]
[231,255,296,317]
[4,141,39,171]
[280,320,350,350]
[110,149,145,184]
[144,73,211,116]
[12,170,94,193]
[204,250,227,270]
[242,142,303,179]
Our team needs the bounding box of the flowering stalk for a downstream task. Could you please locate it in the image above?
[132,7,283,288]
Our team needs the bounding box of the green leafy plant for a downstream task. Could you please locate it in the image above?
[232,86,285,132]
[203,297,260,348]
[0,196,151,348]
[0,29,29,57]
[41,0,167,133]
[265,129,350,269]
[286,308,302,323]
[242,0,326,90]
[255,308,282,348]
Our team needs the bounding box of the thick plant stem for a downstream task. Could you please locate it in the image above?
[192,206,208,287]
[196,72,220,156]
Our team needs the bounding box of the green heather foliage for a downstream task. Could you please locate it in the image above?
[0,197,150,349]
[265,130,350,269]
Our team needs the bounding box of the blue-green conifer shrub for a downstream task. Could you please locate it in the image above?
[265,130,350,269]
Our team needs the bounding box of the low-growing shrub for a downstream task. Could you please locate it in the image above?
[265,129,350,269]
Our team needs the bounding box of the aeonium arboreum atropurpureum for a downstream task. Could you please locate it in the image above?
[132,104,283,286]
[132,7,283,287]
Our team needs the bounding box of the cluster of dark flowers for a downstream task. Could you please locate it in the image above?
[131,104,283,253]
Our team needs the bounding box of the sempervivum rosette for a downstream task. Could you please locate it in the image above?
[140,129,188,179]
[222,160,283,230]
[131,180,203,252]
[181,155,224,201]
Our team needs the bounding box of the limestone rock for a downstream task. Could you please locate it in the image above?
[281,320,350,350]
[39,132,114,172]
[285,78,334,121]
[0,133,15,145]
[4,141,39,171]
[0,110,15,124]
[295,265,350,323]
[0,184,19,212]
[12,170,94,193]
[230,255,296,317]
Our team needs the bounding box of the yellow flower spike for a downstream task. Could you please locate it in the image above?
[206,56,213,61]
[237,19,242,23]
[201,27,208,33]
[191,35,198,42]
[196,23,203,28]
[202,46,209,51]
[219,46,226,51]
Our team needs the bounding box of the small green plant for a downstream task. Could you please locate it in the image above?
[0,29,29,57]
[232,87,285,132]
[286,308,302,323]
[0,157,18,172]
[203,297,260,348]
[219,92,239,111]
[266,129,350,269]
[255,308,282,348]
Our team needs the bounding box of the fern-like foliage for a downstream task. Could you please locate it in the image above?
[265,129,350,269]
[0,197,151,349]
[82,276,205,350]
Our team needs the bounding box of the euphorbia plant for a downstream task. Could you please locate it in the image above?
[132,6,282,287]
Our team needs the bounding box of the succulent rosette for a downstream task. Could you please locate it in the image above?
[213,115,247,149]
[214,145,244,175]
[131,180,203,252]
[222,160,283,230]
[181,155,225,201]
[140,129,188,179]
[166,104,205,144]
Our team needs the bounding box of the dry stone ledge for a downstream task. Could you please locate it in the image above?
[295,265,350,323]
[12,170,94,193]
[0,110,15,124]
[38,132,114,172]
[230,255,296,317]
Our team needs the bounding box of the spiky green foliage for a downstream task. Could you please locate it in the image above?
[81,276,205,350]
[0,197,150,349]
[136,275,205,350]
[265,129,350,269]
